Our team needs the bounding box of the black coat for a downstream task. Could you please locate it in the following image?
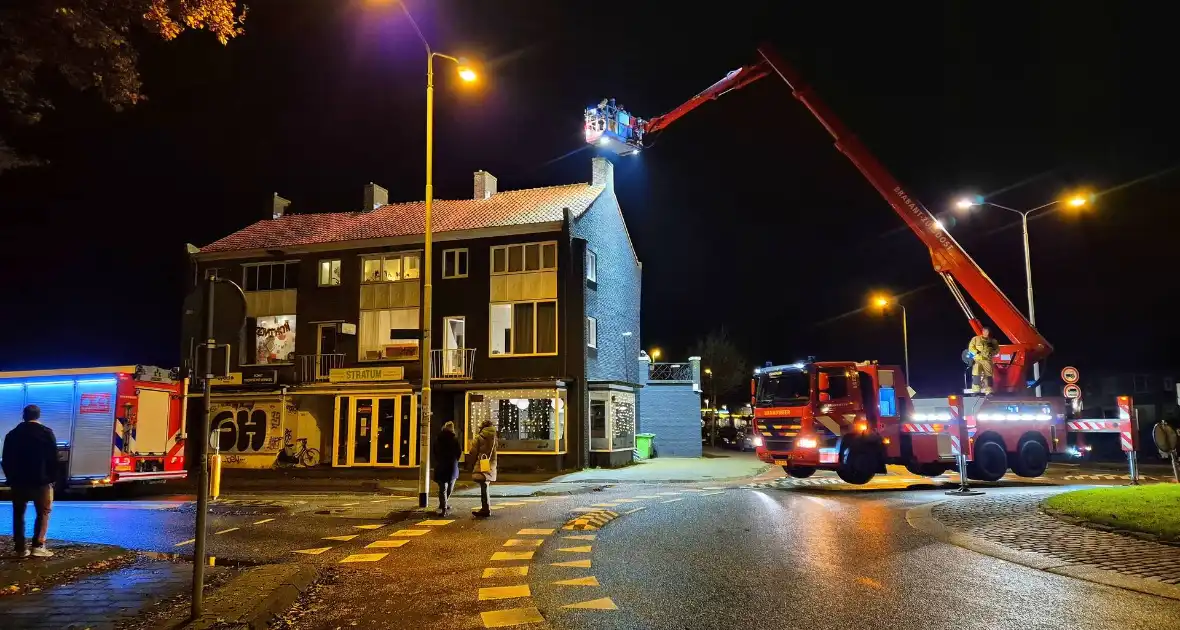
[432,430,461,483]
[2,421,58,487]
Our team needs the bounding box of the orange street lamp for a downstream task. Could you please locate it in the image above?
[871,294,909,383]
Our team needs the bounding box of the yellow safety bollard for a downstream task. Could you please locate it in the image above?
[210,453,222,500]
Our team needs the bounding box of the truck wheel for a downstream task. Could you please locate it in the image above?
[905,462,949,477]
[966,440,1007,482]
[837,467,875,484]
[787,466,816,478]
[1011,438,1048,478]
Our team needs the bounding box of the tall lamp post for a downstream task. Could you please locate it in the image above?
[954,193,1090,397]
[704,367,717,446]
[871,295,909,385]
[388,1,478,507]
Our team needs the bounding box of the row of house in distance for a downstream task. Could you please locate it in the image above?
[187,157,644,472]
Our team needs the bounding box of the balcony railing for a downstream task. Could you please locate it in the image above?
[297,353,345,383]
[648,362,694,382]
[431,348,476,380]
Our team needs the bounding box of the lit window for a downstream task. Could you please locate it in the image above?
[490,242,558,275]
[586,250,597,283]
[467,388,567,453]
[587,317,597,349]
[362,253,421,283]
[589,391,636,452]
[318,260,341,286]
[442,249,469,279]
[243,262,299,291]
[490,301,558,356]
[244,315,296,364]
[359,307,420,360]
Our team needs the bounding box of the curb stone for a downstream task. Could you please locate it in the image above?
[906,500,1180,602]
[1041,507,1180,547]
[182,564,319,630]
[0,544,127,589]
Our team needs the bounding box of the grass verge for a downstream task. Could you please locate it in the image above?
[1044,484,1180,539]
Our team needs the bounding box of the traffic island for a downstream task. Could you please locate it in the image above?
[1043,484,1180,543]
[907,488,1180,601]
[0,536,132,594]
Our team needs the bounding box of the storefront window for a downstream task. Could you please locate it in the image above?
[613,395,636,449]
[590,390,636,451]
[468,388,566,453]
[247,315,296,364]
[590,400,608,451]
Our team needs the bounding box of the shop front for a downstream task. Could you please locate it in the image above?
[589,384,637,467]
[464,386,568,471]
[331,393,417,467]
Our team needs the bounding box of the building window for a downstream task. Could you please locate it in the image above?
[491,241,557,275]
[589,390,636,452]
[613,396,636,450]
[243,262,299,291]
[490,301,558,357]
[244,315,296,364]
[359,307,420,361]
[590,399,607,450]
[587,317,597,349]
[586,249,597,283]
[362,253,420,283]
[1133,374,1150,393]
[318,260,342,286]
[442,249,469,279]
[467,389,567,453]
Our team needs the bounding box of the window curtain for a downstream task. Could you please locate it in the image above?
[536,302,558,354]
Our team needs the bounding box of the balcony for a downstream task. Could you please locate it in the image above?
[648,362,694,382]
[431,348,476,380]
[297,353,345,383]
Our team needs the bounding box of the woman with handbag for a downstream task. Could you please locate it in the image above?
[432,421,461,516]
[470,419,498,518]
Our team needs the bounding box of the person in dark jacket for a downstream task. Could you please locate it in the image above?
[469,419,498,518]
[2,405,59,558]
[431,421,462,515]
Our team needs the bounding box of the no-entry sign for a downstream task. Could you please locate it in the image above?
[1061,366,1080,384]
[1063,384,1082,399]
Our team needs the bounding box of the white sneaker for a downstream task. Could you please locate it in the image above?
[16,549,30,558]
[30,547,53,558]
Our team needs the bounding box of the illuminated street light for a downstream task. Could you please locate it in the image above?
[650,348,662,361]
[457,65,477,82]
[870,294,909,383]
[704,367,713,375]
[950,189,1094,396]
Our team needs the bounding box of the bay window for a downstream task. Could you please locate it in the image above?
[490,300,558,357]
[359,307,420,360]
[589,390,637,452]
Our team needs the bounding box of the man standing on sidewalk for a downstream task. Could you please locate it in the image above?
[2,404,58,558]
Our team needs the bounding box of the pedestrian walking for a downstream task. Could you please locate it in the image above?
[469,419,498,518]
[432,421,461,515]
[2,405,59,558]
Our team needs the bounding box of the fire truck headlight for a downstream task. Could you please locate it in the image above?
[753,436,763,447]
[798,437,818,449]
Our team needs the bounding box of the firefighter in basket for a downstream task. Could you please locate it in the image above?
[966,327,1000,395]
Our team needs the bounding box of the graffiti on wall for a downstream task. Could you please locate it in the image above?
[212,400,286,454]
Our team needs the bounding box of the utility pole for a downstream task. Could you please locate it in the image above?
[191,276,215,620]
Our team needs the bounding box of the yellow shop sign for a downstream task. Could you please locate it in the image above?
[329,366,405,383]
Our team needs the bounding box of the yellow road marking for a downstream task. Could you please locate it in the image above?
[174,539,195,547]
[591,503,619,507]
[563,597,617,610]
[624,506,646,515]
[856,576,883,590]
[252,518,274,525]
[391,496,415,501]
[495,501,527,507]
[516,528,555,535]
[214,528,239,535]
[341,502,360,506]
[366,539,410,549]
[491,551,534,561]
[478,584,531,601]
[656,492,681,496]
[340,553,388,563]
[483,566,529,578]
[390,529,431,537]
[504,539,544,548]
[369,499,390,503]
[558,546,592,553]
[418,519,455,526]
[552,559,591,568]
[480,607,544,628]
[291,547,333,555]
[323,534,358,542]
[353,524,383,530]
[564,534,595,541]
[554,576,600,587]
[520,498,546,503]
[562,524,598,531]
[660,498,683,504]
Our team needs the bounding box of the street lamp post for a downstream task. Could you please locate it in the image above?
[394,2,477,507]
[954,194,1088,397]
[873,296,909,384]
[704,368,717,446]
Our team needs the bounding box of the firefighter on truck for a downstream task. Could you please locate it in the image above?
[966,327,1000,395]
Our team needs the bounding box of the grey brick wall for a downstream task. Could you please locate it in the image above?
[640,382,703,457]
[571,158,642,386]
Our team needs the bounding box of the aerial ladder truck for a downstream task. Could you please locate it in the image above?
[585,46,1130,483]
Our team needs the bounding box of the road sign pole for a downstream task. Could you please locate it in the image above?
[191,276,215,621]
[945,394,982,497]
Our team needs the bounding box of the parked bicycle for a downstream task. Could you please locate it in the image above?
[277,428,321,467]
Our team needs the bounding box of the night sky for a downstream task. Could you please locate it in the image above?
[1,1,1175,398]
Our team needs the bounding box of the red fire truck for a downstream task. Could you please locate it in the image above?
[585,46,1091,484]
[0,365,188,489]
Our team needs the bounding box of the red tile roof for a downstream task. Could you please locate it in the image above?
[200,183,605,253]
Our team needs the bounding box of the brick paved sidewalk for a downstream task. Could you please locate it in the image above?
[931,488,1180,585]
[0,559,190,630]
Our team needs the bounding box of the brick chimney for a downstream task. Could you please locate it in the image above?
[591,156,614,189]
[474,170,497,200]
[272,193,291,219]
[364,182,388,211]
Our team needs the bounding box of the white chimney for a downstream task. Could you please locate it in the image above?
[364,182,388,211]
[591,157,614,188]
[272,193,291,219]
[474,170,497,200]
